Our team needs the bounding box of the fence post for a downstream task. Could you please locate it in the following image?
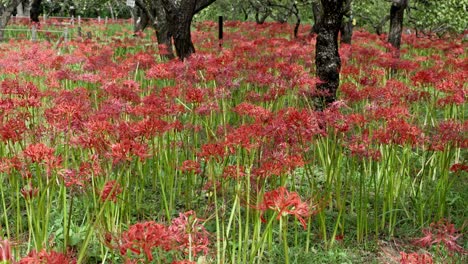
[78,16,81,26]
[98,16,101,23]
[105,16,108,25]
[64,27,68,42]
[71,15,75,26]
[218,16,223,48]
[31,25,37,41]
[43,14,46,24]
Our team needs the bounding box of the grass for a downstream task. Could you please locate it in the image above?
[0,19,466,263]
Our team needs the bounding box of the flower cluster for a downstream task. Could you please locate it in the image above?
[117,211,210,262]
[256,186,314,229]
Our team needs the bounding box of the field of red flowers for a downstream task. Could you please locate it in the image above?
[0,21,466,263]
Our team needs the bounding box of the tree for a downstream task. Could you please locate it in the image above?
[388,0,408,50]
[160,0,216,60]
[134,0,175,60]
[0,0,21,41]
[30,0,40,22]
[315,0,344,107]
[310,0,322,34]
[340,0,352,44]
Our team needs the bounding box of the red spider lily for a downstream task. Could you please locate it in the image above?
[100,180,123,203]
[374,119,423,146]
[0,116,27,142]
[19,249,76,264]
[345,131,381,161]
[0,239,12,262]
[22,144,62,177]
[168,211,210,257]
[180,160,202,174]
[108,139,150,164]
[21,183,39,200]
[428,120,467,151]
[0,156,22,174]
[172,261,196,264]
[119,221,172,261]
[450,163,468,173]
[222,165,246,179]
[198,143,226,162]
[399,252,433,264]
[59,167,91,193]
[413,219,464,253]
[256,186,313,229]
[224,124,264,151]
[103,81,141,104]
[185,86,205,104]
[233,102,271,122]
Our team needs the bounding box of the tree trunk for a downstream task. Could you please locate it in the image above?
[30,0,41,23]
[0,0,21,41]
[310,0,323,34]
[340,0,353,44]
[388,0,408,75]
[388,0,408,50]
[154,0,174,60]
[134,6,149,33]
[340,19,352,44]
[315,0,344,108]
[161,0,217,60]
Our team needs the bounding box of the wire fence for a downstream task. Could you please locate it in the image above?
[1,15,133,43]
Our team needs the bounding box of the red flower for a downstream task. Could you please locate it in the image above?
[19,249,76,264]
[413,219,464,253]
[108,139,150,164]
[23,143,55,163]
[180,160,201,174]
[0,239,12,262]
[168,211,210,257]
[119,221,171,261]
[100,180,122,203]
[399,252,433,264]
[257,186,313,229]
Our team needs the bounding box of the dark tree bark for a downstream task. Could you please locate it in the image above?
[160,0,195,60]
[134,6,149,33]
[388,0,408,50]
[310,0,323,34]
[292,3,300,38]
[135,0,175,60]
[160,0,215,60]
[254,9,270,24]
[315,0,344,108]
[388,0,408,75]
[154,0,174,60]
[0,0,21,41]
[339,0,352,44]
[30,0,41,23]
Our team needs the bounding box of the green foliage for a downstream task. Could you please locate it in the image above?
[410,0,468,34]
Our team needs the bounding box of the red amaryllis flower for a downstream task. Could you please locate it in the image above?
[413,219,464,253]
[100,180,122,203]
[0,239,12,262]
[399,252,433,264]
[19,249,76,264]
[108,139,150,164]
[23,143,55,163]
[21,183,39,200]
[168,211,210,257]
[119,221,171,261]
[256,186,313,229]
[180,160,201,174]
